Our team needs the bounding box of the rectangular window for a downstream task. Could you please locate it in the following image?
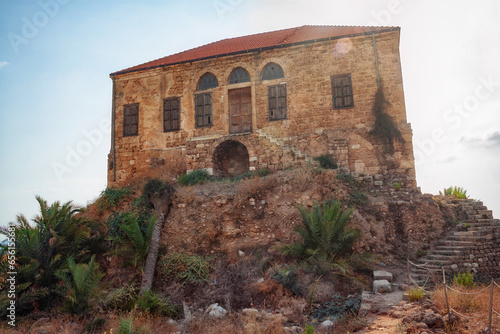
[268,84,287,121]
[163,97,180,132]
[194,93,212,128]
[123,103,139,136]
[331,74,354,109]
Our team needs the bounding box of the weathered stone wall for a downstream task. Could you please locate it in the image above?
[108,29,416,187]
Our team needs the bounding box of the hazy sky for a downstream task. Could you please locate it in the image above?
[0,0,499,226]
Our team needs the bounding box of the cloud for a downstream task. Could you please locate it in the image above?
[437,156,459,164]
[460,130,500,148]
[0,61,9,70]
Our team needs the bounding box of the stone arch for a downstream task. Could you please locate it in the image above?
[212,140,250,177]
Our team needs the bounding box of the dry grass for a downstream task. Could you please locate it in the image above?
[433,282,500,333]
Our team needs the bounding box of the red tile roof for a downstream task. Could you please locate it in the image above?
[111,25,398,76]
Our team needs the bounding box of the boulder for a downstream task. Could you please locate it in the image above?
[373,279,392,293]
[206,303,227,318]
[373,270,393,282]
[321,319,335,327]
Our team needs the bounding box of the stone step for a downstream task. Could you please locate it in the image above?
[477,210,493,218]
[442,240,475,246]
[434,245,470,251]
[431,249,464,255]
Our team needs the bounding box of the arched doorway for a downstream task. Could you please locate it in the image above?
[213,140,249,177]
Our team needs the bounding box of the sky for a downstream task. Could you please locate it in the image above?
[0,0,499,227]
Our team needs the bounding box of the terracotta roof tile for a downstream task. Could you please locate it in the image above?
[111,25,398,76]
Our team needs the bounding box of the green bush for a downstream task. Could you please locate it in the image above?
[55,255,104,315]
[281,201,370,275]
[231,168,271,181]
[178,169,210,186]
[440,186,468,199]
[136,290,179,317]
[140,179,175,209]
[303,325,316,334]
[313,155,338,169]
[407,287,425,301]
[453,271,475,288]
[271,266,304,296]
[97,187,132,211]
[159,252,212,285]
[348,191,367,206]
[101,284,138,311]
[109,211,155,267]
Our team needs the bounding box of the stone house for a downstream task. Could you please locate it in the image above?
[108,25,416,187]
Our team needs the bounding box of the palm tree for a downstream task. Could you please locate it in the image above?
[139,180,175,295]
[281,200,367,275]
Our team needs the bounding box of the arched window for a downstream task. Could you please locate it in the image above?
[197,73,219,91]
[228,67,250,84]
[262,62,284,80]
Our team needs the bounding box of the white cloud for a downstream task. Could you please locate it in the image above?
[0,61,9,70]
[460,130,500,148]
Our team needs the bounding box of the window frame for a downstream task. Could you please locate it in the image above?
[197,73,219,91]
[262,62,284,81]
[331,74,354,109]
[123,103,139,137]
[163,97,180,132]
[228,67,250,84]
[194,92,213,128]
[267,84,287,121]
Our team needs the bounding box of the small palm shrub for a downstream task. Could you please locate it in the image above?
[136,290,179,317]
[178,169,210,186]
[453,271,475,288]
[55,255,104,315]
[281,200,372,275]
[109,211,155,267]
[0,196,105,316]
[159,252,212,285]
[407,287,425,301]
[440,186,468,199]
[118,315,149,334]
[101,284,138,311]
[303,325,316,334]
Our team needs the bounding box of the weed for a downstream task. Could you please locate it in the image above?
[395,320,407,334]
[415,248,427,258]
[440,186,468,199]
[159,252,212,285]
[348,191,367,206]
[271,266,304,296]
[464,223,470,229]
[101,284,138,311]
[231,168,271,181]
[453,271,475,288]
[407,287,425,302]
[178,169,211,186]
[97,187,133,212]
[303,325,316,334]
[136,290,179,317]
[311,294,361,321]
[313,154,338,169]
[394,180,402,191]
[83,316,107,332]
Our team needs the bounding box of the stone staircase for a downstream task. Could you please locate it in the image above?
[410,199,500,286]
[255,129,314,164]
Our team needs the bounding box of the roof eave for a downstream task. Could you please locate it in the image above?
[109,27,400,78]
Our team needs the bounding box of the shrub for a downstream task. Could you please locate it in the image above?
[407,287,425,302]
[231,168,271,181]
[109,211,155,267]
[270,266,304,296]
[118,315,149,334]
[101,284,138,311]
[96,187,132,211]
[453,271,475,288]
[159,252,212,285]
[136,290,179,317]
[303,325,316,334]
[55,255,104,315]
[178,169,210,186]
[311,294,361,321]
[281,201,369,275]
[140,179,175,209]
[348,191,367,207]
[440,186,468,199]
[313,154,338,169]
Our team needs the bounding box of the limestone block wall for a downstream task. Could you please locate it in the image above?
[108,29,416,187]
